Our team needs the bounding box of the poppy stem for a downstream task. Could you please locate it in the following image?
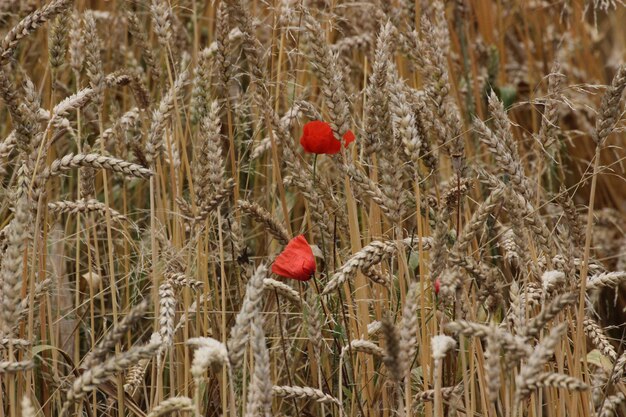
[312,154,318,185]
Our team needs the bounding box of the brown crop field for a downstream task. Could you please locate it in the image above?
[1,1,626,416]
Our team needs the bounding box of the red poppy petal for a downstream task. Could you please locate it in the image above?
[300,121,342,155]
[272,235,316,281]
[271,259,302,280]
[342,130,355,147]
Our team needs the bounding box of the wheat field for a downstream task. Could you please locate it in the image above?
[2,0,626,416]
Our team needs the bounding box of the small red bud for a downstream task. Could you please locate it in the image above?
[434,278,441,295]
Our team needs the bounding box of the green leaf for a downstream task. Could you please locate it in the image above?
[408,251,420,271]
[499,85,517,109]
[586,349,613,374]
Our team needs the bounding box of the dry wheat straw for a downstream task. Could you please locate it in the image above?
[524,292,577,338]
[146,397,195,417]
[323,238,432,295]
[263,278,301,307]
[524,372,588,392]
[542,270,566,295]
[0,0,74,64]
[187,337,229,379]
[484,330,501,403]
[0,338,31,350]
[454,186,505,254]
[158,281,176,351]
[583,317,617,361]
[124,359,149,396]
[272,385,340,406]
[516,323,568,403]
[362,22,393,156]
[345,163,400,223]
[21,396,37,417]
[183,178,234,223]
[194,101,225,201]
[250,100,322,160]
[82,299,149,369]
[239,200,290,245]
[413,385,463,402]
[227,264,267,368]
[0,180,30,334]
[146,70,188,165]
[62,335,161,415]
[599,393,626,417]
[16,278,51,330]
[48,11,69,73]
[150,0,173,50]
[346,339,384,357]
[47,199,127,223]
[40,153,153,180]
[83,13,104,108]
[382,315,405,383]
[164,272,203,291]
[418,2,464,171]
[302,9,350,140]
[0,360,34,374]
[246,316,272,417]
[400,283,419,368]
[586,271,626,290]
[539,61,564,155]
[3,2,625,416]
[445,320,532,358]
[594,65,626,147]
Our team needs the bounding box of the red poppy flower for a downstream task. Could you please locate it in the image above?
[271,235,316,281]
[434,278,441,295]
[300,120,355,155]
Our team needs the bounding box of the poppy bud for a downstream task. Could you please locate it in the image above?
[300,120,355,155]
[434,278,441,295]
[271,235,316,281]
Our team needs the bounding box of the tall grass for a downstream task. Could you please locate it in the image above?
[1,1,626,417]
